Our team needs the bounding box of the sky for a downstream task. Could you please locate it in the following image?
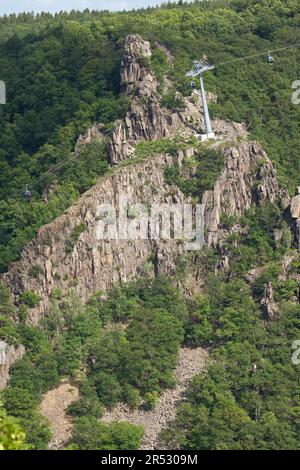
[0,0,174,16]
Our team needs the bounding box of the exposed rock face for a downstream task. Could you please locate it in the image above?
[203,141,288,247]
[0,342,25,389]
[75,123,104,155]
[1,152,192,325]
[290,187,300,219]
[1,140,284,326]
[261,281,279,322]
[0,33,289,387]
[290,188,300,249]
[120,34,152,94]
[295,219,300,250]
[75,34,242,169]
[109,34,207,164]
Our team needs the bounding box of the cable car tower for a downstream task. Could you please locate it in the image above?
[186,59,215,141]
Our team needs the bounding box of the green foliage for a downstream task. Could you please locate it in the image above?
[86,304,183,407]
[151,46,169,91]
[121,384,141,409]
[161,89,186,110]
[290,255,300,274]
[67,381,103,418]
[252,262,282,297]
[0,0,299,274]
[4,279,184,447]
[143,391,159,411]
[227,203,289,276]
[135,138,185,159]
[0,284,14,316]
[2,322,60,449]
[220,213,238,230]
[20,290,41,308]
[0,315,20,345]
[50,287,63,300]
[275,279,298,302]
[162,275,300,450]
[28,265,44,278]
[165,147,224,199]
[70,416,143,450]
[185,295,214,346]
[93,370,123,409]
[17,305,28,323]
[65,223,86,253]
[253,264,299,302]
[0,401,30,450]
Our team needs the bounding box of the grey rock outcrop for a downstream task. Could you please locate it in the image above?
[261,281,279,322]
[1,152,192,325]
[0,34,289,387]
[290,187,300,219]
[290,187,300,250]
[203,141,286,247]
[75,123,104,155]
[108,34,207,164]
[120,34,152,94]
[1,140,284,326]
[0,341,25,389]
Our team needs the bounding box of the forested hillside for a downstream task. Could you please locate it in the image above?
[0,0,300,451]
[0,0,299,273]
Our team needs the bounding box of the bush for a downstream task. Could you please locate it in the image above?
[71,417,143,450]
[0,284,14,316]
[275,280,298,302]
[185,295,213,346]
[252,263,282,297]
[93,372,122,408]
[143,391,159,411]
[122,384,141,409]
[0,315,20,345]
[0,401,30,450]
[20,291,41,308]
[65,223,86,253]
[161,90,185,110]
[50,287,63,300]
[68,381,103,418]
[28,265,43,278]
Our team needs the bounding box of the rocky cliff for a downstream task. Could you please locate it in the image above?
[108,34,212,164]
[0,342,25,389]
[0,34,294,387]
[1,139,287,327]
[290,187,300,250]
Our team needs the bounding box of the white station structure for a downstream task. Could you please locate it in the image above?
[186,59,216,141]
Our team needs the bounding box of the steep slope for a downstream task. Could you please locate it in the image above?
[1,35,288,321]
[0,35,292,391]
[1,2,299,451]
[1,140,287,326]
[101,347,207,450]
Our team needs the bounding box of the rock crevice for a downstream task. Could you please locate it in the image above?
[1,140,285,326]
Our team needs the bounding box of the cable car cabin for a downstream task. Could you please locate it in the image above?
[190,80,196,89]
[23,186,31,200]
[267,52,274,64]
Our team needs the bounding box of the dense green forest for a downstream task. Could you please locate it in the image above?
[0,0,300,451]
[0,0,299,272]
[1,277,186,449]
[1,212,300,449]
